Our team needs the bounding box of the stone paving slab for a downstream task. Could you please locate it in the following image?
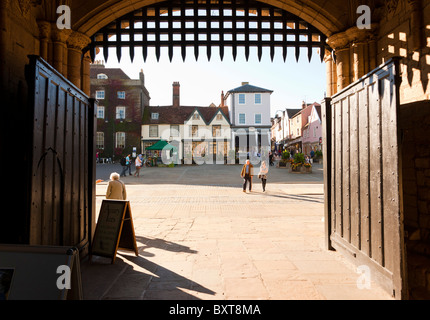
[82,164,393,300]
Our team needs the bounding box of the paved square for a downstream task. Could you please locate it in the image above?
[81,163,393,300]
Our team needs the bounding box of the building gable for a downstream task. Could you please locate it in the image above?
[207,108,231,126]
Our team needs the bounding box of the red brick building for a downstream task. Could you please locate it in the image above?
[90,62,150,161]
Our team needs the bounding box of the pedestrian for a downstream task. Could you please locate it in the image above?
[126,154,132,176]
[258,160,269,192]
[134,154,142,177]
[106,172,127,200]
[120,156,128,177]
[240,159,253,193]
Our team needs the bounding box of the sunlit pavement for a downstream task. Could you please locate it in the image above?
[81,163,393,300]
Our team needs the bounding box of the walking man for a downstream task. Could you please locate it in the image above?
[240,159,253,193]
[126,154,132,176]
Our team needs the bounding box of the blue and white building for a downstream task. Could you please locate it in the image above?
[224,82,273,161]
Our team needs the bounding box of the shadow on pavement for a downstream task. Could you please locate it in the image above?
[82,237,214,300]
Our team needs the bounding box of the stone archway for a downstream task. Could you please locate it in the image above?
[72,0,346,38]
[32,0,381,98]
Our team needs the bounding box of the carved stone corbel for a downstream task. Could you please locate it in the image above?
[37,20,51,61]
[67,31,91,88]
[18,0,41,16]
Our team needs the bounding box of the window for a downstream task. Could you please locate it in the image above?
[239,113,246,124]
[212,125,221,137]
[96,132,104,149]
[97,73,108,79]
[96,90,105,100]
[116,106,126,119]
[216,113,223,120]
[238,93,245,104]
[192,113,200,120]
[297,128,300,136]
[191,125,198,137]
[149,125,158,137]
[255,93,261,104]
[170,125,179,137]
[255,114,262,124]
[117,91,126,99]
[116,132,125,148]
[97,106,105,119]
[151,113,159,120]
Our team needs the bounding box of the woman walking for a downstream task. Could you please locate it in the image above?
[134,154,142,177]
[258,161,269,192]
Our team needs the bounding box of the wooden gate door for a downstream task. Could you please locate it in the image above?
[26,56,96,255]
[322,58,406,299]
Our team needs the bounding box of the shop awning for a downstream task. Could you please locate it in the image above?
[146,140,177,151]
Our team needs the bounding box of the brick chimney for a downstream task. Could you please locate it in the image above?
[220,91,225,108]
[172,82,180,107]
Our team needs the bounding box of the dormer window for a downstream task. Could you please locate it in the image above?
[216,113,223,120]
[97,73,108,79]
[151,113,159,120]
[192,113,200,120]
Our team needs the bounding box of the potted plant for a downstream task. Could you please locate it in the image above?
[303,162,312,173]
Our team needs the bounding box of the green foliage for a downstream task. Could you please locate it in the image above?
[282,150,290,159]
[293,152,305,164]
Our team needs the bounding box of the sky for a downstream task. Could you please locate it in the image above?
[95,46,327,117]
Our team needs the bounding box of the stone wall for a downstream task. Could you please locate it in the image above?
[399,100,430,299]
[377,0,430,104]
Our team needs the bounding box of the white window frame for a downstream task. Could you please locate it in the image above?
[116,106,126,119]
[170,125,180,137]
[151,112,159,120]
[238,113,246,124]
[96,90,105,100]
[96,132,104,149]
[212,125,221,137]
[115,132,125,148]
[238,93,245,104]
[97,106,105,119]
[191,125,199,137]
[149,125,158,137]
[254,113,262,124]
[97,73,108,79]
[254,93,261,104]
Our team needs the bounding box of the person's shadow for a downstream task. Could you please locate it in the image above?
[82,237,215,300]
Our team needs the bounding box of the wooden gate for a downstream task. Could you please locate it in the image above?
[322,58,406,299]
[25,56,96,255]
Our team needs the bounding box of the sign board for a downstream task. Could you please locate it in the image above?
[0,244,82,300]
[91,200,138,263]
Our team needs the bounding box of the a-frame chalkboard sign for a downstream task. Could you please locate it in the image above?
[90,200,138,264]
